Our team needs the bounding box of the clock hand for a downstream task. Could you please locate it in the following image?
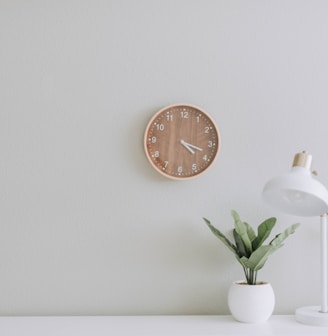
[181,140,203,152]
[180,140,195,154]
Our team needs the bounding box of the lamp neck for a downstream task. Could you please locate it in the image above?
[292,151,312,170]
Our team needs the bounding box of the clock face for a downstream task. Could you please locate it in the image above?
[144,104,220,180]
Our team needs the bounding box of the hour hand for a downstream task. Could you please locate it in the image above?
[180,140,195,154]
[180,140,203,153]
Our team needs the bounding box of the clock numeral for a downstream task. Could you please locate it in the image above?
[192,163,197,171]
[204,126,210,133]
[164,161,168,168]
[178,166,183,174]
[180,111,189,119]
[154,151,160,158]
[196,116,200,123]
[208,140,214,148]
[203,155,208,161]
[166,114,173,122]
[156,123,165,131]
[151,136,157,143]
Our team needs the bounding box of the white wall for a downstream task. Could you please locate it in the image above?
[1,0,328,315]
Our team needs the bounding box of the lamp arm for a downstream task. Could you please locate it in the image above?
[320,213,328,313]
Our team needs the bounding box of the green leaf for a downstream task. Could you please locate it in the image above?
[252,217,276,250]
[203,218,239,258]
[270,223,300,248]
[231,210,255,255]
[233,229,248,258]
[239,256,250,269]
[245,245,278,271]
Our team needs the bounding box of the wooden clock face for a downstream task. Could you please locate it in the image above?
[144,104,220,180]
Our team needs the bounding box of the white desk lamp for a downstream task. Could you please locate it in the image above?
[262,151,328,326]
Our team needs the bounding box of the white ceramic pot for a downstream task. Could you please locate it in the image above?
[228,280,275,323]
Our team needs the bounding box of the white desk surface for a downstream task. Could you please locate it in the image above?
[0,315,327,335]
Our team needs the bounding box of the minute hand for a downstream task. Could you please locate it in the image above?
[180,140,195,154]
[181,140,203,152]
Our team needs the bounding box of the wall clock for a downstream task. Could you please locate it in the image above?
[144,104,220,180]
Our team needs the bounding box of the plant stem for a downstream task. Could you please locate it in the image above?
[247,269,257,285]
[243,267,248,282]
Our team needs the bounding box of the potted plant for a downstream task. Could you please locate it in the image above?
[203,210,300,323]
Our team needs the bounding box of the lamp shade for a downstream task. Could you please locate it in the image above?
[262,154,328,217]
